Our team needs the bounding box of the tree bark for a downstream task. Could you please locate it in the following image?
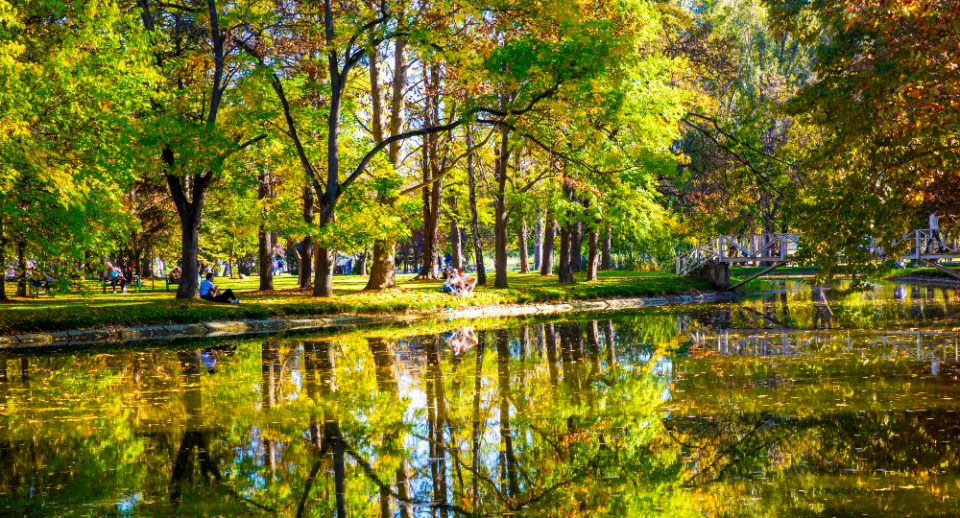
[417,64,443,280]
[258,172,274,291]
[449,219,463,269]
[365,240,396,290]
[0,217,6,301]
[558,223,576,284]
[518,218,529,274]
[494,126,511,289]
[358,245,369,276]
[176,207,203,298]
[558,184,576,284]
[365,33,403,291]
[571,220,583,273]
[313,243,335,297]
[601,224,612,270]
[15,239,26,297]
[587,228,599,281]
[533,215,542,271]
[540,218,557,276]
[467,126,487,286]
[299,183,314,289]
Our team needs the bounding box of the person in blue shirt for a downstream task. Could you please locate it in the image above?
[199,273,239,304]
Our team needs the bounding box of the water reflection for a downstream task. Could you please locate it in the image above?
[3,281,960,515]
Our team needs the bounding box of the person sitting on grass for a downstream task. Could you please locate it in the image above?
[458,268,477,296]
[441,268,463,295]
[199,273,240,304]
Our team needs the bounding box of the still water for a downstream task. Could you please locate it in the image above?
[3,280,960,516]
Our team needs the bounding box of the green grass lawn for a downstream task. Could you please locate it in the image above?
[0,271,707,334]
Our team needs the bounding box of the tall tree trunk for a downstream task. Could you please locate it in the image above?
[365,33,404,291]
[418,64,443,280]
[299,184,314,289]
[601,224,612,270]
[533,215,542,271]
[449,219,463,269]
[314,244,335,298]
[518,218,529,274]
[365,241,395,290]
[358,245,369,276]
[494,126,511,289]
[571,220,583,273]
[0,218,6,301]
[258,228,273,291]
[175,208,203,298]
[540,218,557,276]
[258,173,274,291]
[558,223,576,284]
[467,126,487,286]
[558,184,576,284]
[15,239,26,297]
[587,228,599,281]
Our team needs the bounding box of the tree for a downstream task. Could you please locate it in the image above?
[136,0,267,299]
[0,0,152,298]
[767,0,960,283]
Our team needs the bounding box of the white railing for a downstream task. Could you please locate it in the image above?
[675,233,800,275]
[675,228,959,276]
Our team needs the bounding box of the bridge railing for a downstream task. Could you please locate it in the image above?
[898,229,960,260]
[677,228,960,276]
[675,233,800,275]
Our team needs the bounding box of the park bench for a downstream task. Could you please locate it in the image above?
[164,275,181,291]
[103,275,142,294]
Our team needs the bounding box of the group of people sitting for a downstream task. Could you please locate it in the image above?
[104,261,138,293]
[440,267,477,297]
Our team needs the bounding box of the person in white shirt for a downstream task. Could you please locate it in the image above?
[930,213,944,253]
[199,273,239,303]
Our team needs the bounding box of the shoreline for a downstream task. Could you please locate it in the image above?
[0,291,738,350]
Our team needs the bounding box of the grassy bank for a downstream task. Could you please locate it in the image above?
[0,271,707,334]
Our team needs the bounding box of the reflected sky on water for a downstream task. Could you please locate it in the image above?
[3,280,960,516]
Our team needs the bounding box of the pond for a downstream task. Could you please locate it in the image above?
[2,280,960,516]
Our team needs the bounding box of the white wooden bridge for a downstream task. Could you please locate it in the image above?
[676,229,960,287]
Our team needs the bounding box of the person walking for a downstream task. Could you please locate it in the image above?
[929,213,944,253]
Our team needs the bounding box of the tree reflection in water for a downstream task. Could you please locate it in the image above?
[5,282,960,515]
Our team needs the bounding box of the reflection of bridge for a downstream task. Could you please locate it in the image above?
[679,321,960,366]
[676,229,960,288]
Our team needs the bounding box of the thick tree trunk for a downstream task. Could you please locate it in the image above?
[258,173,274,291]
[587,228,599,281]
[299,184,314,289]
[540,218,557,276]
[494,127,510,289]
[449,220,463,269]
[365,240,396,290]
[0,218,6,301]
[571,220,583,273]
[533,215,542,271]
[15,239,26,297]
[518,218,529,274]
[258,226,273,291]
[418,65,444,280]
[418,148,442,280]
[601,224,612,270]
[313,245,335,297]
[558,184,576,284]
[358,245,369,276]
[466,126,486,286]
[558,223,576,284]
[176,212,202,298]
